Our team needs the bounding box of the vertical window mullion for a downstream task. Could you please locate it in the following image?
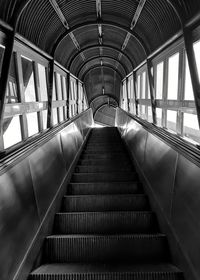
[33,61,43,131]
[16,52,28,140]
[162,59,168,128]
[177,49,185,136]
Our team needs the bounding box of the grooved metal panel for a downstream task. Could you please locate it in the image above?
[57,0,96,27]
[78,58,126,79]
[0,0,199,123]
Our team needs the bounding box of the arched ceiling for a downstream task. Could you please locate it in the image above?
[0,0,199,122]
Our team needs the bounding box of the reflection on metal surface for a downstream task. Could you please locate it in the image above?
[0,109,93,280]
[116,108,200,280]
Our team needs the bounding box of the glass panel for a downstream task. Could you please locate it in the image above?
[184,54,194,100]
[64,106,67,119]
[139,105,146,119]
[3,115,22,148]
[193,40,200,82]
[167,110,177,132]
[167,53,179,100]
[62,76,67,100]
[52,74,56,100]
[56,73,63,100]
[21,56,36,102]
[141,71,146,99]
[156,62,164,99]
[156,108,162,126]
[6,53,19,104]
[27,112,39,136]
[137,75,141,98]
[59,107,64,122]
[0,44,5,78]
[147,78,151,99]
[147,106,153,122]
[38,64,48,101]
[52,108,58,125]
[42,110,48,129]
[183,113,200,143]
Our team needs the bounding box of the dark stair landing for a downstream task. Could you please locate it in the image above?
[29,127,183,280]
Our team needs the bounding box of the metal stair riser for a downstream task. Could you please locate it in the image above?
[62,195,149,212]
[29,271,183,280]
[75,165,133,173]
[71,173,137,183]
[54,212,158,234]
[78,159,131,167]
[44,235,169,263]
[83,149,125,153]
[80,154,129,160]
[68,183,141,195]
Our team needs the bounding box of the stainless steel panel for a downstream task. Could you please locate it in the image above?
[172,155,200,277]
[0,159,40,280]
[144,133,178,219]
[60,122,83,170]
[29,135,66,220]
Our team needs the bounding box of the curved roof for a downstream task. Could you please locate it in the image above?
[0,0,199,116]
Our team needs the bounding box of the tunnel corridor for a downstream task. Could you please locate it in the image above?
[1,1,200,280]
[30,127,183,280]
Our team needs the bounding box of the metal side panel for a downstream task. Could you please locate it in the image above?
[0,159,40,280]
[144,132,178,219]
[117,111,147,168]
[171,155,200,279]
[60,122,84,170]
[29,134,66,220]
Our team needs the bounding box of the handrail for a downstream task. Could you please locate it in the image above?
[117,107,200,167]
[0,109,92,173]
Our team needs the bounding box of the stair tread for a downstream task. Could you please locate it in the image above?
[56,210,153,215]
[64,194,146,198]
[47,233,166,238]
[31,263,182,274]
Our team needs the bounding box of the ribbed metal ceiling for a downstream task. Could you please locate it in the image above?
[0,0,199,122]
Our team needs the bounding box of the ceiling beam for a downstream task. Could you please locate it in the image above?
[130,0,147,30]
[119,0,146,56]
[77,55,127,78]
[96,0,103,45]
[51,20,149,57]
[68,44,134,70]
[82,65,123,81]
[49,0,85,60]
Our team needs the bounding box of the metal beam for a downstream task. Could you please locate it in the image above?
[68,45,134,70]
[130,0,147,29]
[82,65,123,81]
[51,20,149,57]
[184,28,200,129]
[49,0,85,59]
[77,56,128,78]
[147,59,157,124]
[49,0,69,29]
[0,0,34,151]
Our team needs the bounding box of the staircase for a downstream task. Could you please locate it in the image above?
[30,127,183,280]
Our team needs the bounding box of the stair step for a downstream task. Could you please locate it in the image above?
[78,159,131,167]
[81,154,129,160]
[84,147,124,152]
[75,165,133,173]
[54,211,158,234]
[44,234,169,263]
[62,194,149,212]
[71,172,137,183]
[30,263,183,280]
[68,182,141,195]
